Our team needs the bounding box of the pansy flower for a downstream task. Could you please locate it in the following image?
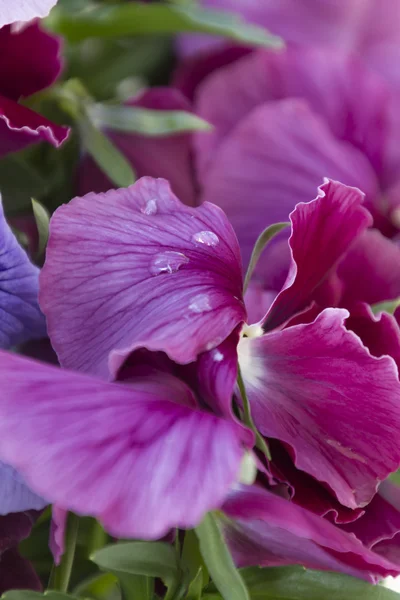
[0,177,399,580]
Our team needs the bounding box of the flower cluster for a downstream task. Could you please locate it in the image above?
[1,0,400,596]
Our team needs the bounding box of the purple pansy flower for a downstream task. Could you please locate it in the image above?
[0,176,399,580]
[0,195,47,519]
[0,18,68,156]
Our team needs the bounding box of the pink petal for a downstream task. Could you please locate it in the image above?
[342,481,400,566]
[0,0,58,27]
[239,308,400,509]
[40,177,245,378]
[0,23,62,100]
[222,485,400,580]
[195,47,389,177]
[49,506,67,566]
[338,229,400,305]
[78,88,197,206]
[345,302,400,371]
[264,180,372,331]
[200,102,377,282]
[0,95,69,157]
[0,351,252,538]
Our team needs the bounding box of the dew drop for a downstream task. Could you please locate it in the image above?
[188,294,212,313]
[192,230,219,247]
[212,349,224,362]
[149,251,189,276]
[141,198,158,215]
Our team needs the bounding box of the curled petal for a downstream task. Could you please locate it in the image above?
[0,351,252,538]
[201,102,376,282]
[222,485,400,580]
[49,506,67,565]
[0,197,46,348]
[239,308,400,509]
[0,95,69,157]
[264,179,372,331]
[40,177,245,378]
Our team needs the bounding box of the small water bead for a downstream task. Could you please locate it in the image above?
[149,251,189,276]
[141,198,158,215]
[192,230,219,247]
[188,294,212,313]
[212,349,224,362]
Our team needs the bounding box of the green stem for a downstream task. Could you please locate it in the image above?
[49,512,80,592]
[237,366,271,461]
[88,519,108,556]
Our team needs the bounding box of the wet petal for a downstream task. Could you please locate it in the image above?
[0,351,251,538]
[40,176,245,378]
[222,485,400,580]
[0,197,46,348]
[264,180,372,331]
[239,308,400,509]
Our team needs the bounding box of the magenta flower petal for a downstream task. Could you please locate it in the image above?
[200,101,377,278]
[342,481,400,565]
[0,95,69,157]
[346,302,400,370]
[49,506,67,565]
[0,198,46,348]
[0,0,58,27]
[338,229,400,305]
[0,351,251,538]
[264,180,372,331]
[0,548,41,594]
[195,48,388,178]
[239,308,400,509]
[0,23,62,101]
[78,88,197,206]
[222,485,400,580]
[40,177,245,378]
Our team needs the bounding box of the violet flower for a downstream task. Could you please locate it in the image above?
[0,18,69,156]
[0,176,399,580]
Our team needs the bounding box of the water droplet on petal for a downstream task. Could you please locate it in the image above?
[192,230,219,247]
[188,294,212,313]
[150,251,189,276]
[212,349,224,362]
[141,198,158,215]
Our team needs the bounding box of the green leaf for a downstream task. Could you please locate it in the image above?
[182,529,209,585]
[389,469,400,486]
[31,198,50,258]
[371,297,400,316]
[1,593,76,600]
[78,115,135,188]
[0,154,48,215]
[238,566,400,599]
[195,512,250,600]
[88,103,212,136]
[186,567,204,600]
[47,3,283,49]
[243,222,290,293]
[92,541,179,587]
